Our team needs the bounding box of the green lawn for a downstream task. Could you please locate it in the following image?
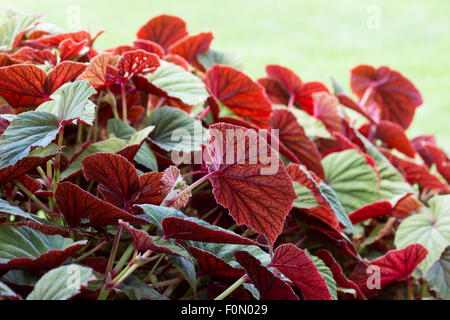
[3,0,449,148]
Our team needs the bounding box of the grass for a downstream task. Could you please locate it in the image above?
[2,0,449,148]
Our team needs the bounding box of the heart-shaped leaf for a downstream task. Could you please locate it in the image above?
[36,80,97,126]
[206,123,296,246]
[0,62,86,108]
[349,243,428,297]
[350,65,422,129]
[168,32,213,64]
[82,153,141,209]
[136,15,188,51]
[322,149,380,213]
[203,65,272,124]
[0,111,60,169]
[55,182,147,228]
[395,195,450,273]
[146,60,208,106]
[269,243,333,300]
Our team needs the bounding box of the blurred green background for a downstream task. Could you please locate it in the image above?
[2,0,449,148]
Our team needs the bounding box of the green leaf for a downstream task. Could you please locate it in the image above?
[147,106,205,152]
[120,275,169,300]
[26,264,96,300]
[136,204,184,234]
[317,181,354,234]
[322,149,379,213]
[425,246,450,300]
[395,195,450,273]
[146,60,208,106]
[0,12,42,50]
[108,119,158,171]
[0,199,41,222]
[289,107,332,139]
[197,48,243,70]
[377,160,414,200]
[36,80,97,126]
[355,131,413,200]
[0,111,60,168]
[168,254,197,291]
[1,270,39,287]
[307,251,337,300]
[292,182,319,209]
[191,241,271,268]
[60,138,128,179]
[0,225,86,264]
[0,281,20,300]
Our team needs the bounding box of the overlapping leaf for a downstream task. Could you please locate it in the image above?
[269,244,332,300]
[205,123,296,246]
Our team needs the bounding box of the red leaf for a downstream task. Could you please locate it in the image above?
[337,93,375,123]
[161,217,260,246]
[349,201,392,224]
[0,64,46,107]
[163,54,190,71]
[0,61,86,108]
[286,164,341,232]
[10,46,57,66]
[269,243,333,300]
[315,249,365,300]
[133,39,165,58]
[312,92,344,133]
[349,193,422,223]
[44,61,87,94]
[28,30,92,47]
[270,109,325,179]
[257,77,290,105]
[206,123,296,246]
[134,172,165,205]
[82,153,141,209]
[18,174,42,193]
[59,39,88,61]
[392,193,423,218]
[168,32,213,64]
[203,65,272,125]
[116,50,160,83]
[349,243,428,297]
[0,155,55,186]
[189,246,245,280]
[77,53,117,89]
[412,137,450,183]
[55,182,147,228]
[350,65,423,129]
[234,251,299,300]
[119,220,181,255]
[265,65,329,113]
[375,120,415,157]
[160,166,190,209]
[381,148,450,192]
[136,15,188,51]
